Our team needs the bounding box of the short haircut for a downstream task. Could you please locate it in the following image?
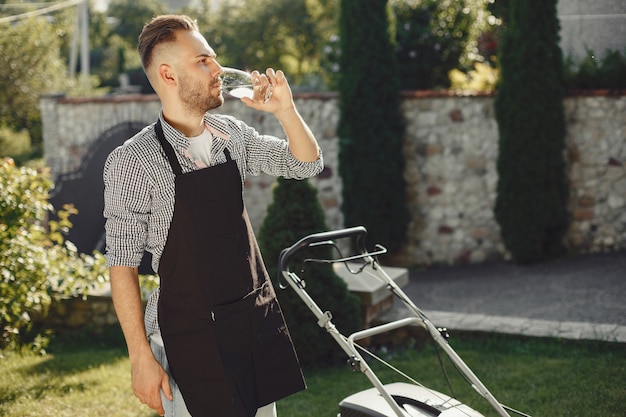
[138,14,199,71]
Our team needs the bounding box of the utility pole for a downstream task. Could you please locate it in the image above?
[69,0,89,86]
[80,0,89,86]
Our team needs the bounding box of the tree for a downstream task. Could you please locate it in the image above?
[106,0,168,49]
[211,0,335,87]
[494,0,569,263]
[258,177,362,367]
[94,0,168,92]
[0,18,70,153]
[337,0,408,253]
[390,0,475,90]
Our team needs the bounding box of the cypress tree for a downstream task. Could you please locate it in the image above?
[337,0,408,253]
[258,177,362,367]
[494,0,569,263]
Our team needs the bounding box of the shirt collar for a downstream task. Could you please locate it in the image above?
[158,111,232,151]
[158,111,191,150]
[204,113,231,141]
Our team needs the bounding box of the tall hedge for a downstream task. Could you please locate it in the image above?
[258,177,362,367]
[337,0,408,253]
[494,0,569,263]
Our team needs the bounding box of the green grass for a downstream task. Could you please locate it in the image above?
[0,329,153,417]
[1,328,624,417]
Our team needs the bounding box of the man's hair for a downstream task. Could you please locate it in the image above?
[138,14,199,71]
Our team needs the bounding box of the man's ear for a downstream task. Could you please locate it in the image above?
[158,64,176,86]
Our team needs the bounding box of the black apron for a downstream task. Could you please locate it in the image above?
[154,120,305,417]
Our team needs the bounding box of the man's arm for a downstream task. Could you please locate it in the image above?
[275,106,320,163]
[242,68,320,163]
[109,265,172,416]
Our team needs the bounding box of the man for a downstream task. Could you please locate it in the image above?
[103,14,323,417]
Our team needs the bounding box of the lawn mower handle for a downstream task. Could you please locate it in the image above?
[278,226,369,274]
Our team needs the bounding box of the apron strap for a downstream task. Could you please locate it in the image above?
[155,119,183,176]
[156,118,233,175]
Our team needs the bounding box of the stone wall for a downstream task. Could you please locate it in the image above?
[42,91,625,267]
[564,94,626,253]
[45,294,119,333]
[400,93,503,265]
[397,91,626,265]
[40,94,162,180]
[221,91,626,265]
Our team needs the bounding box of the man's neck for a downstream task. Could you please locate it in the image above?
[162,106,206,137]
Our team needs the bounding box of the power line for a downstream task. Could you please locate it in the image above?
[1,0,90,85]
[0,0,85,24]
[0,2,71,8]
[559,14,626,21]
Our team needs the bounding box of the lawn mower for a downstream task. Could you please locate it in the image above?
[278,226,531,417]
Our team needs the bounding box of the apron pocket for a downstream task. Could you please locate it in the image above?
[252,298,306,405]
[211,300,258,417]
[159,299,252,416]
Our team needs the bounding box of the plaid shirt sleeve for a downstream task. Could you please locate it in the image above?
[208,114,323,180]
[103,136,161,268]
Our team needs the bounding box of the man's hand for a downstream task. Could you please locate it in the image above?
[109,266,173,415]
[241,68,294,115]
[131,349,173,416]
[241,68,320,163]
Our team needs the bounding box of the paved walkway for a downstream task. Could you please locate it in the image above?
[379,249,626,343]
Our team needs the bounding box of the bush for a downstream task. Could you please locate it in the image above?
[564,48,626,91]
[258,177,363,367]
[493,0,569,263]
[449,62,500,92]
[0,127,35,165]
[0,159,107,352]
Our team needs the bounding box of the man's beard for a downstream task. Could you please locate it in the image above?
[178,71,223,116]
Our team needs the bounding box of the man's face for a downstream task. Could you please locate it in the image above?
[172,30,224,115]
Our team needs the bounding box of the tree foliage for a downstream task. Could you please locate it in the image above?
[106,0,168,48]
[88,0,338,91]
[494,0,569,263]
[0,159,108,352]
[563,47,626,91]
[258,177,362,367]
[390,0,475,89]
[0,18,70,152]
[323,0,492,91]
[210,0,336,87]
[337,0,408,253]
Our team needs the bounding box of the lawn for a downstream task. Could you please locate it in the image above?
[1,327,624,417]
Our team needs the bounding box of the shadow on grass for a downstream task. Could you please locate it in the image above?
[23,325,129,376]
[0,326,135,414]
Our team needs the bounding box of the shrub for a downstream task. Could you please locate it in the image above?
[493,0,569,263]
[337,0,408,254]
[0,158,107,352]
[449,62,500,92]
[258,177,363,367]
[564,48,626,91]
